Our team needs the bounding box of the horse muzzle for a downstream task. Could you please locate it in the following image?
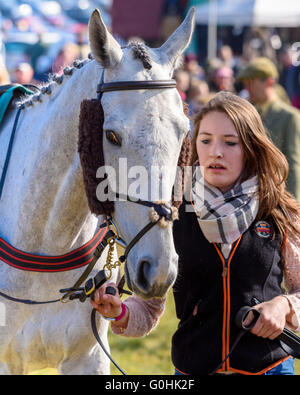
[124,254,177,299]
[108,196,179,298]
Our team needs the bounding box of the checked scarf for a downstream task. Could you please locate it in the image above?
[191,166,259,244]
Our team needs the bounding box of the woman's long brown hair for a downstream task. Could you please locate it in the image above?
[191,91,300,240]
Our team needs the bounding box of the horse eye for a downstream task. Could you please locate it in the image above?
[105,130,122,146]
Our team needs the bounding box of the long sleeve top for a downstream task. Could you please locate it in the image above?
[111,230,300,337]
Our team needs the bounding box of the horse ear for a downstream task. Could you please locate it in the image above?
[88,9,123,68]
[158,7,195,69]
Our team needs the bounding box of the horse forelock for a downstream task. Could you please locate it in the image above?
[128,41,152,70]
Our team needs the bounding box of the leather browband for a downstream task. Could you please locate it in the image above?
[97,79,177,94]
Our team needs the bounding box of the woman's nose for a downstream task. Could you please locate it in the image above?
[209,143,223,158]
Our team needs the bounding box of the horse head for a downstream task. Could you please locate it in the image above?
[88,8,195,299]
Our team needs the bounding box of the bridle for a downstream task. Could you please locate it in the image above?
[86,70,179,286]
[3,72,179,302]
[63,72,180,375]
[0,69,179,298]
[0,69,180,375]
[97,79,177,95]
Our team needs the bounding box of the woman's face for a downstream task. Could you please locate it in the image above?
[196,111,245,193]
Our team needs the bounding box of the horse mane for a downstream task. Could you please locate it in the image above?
[15,55,94,109]
[15,41,152,109]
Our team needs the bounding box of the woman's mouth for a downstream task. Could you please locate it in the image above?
[208,163,226,171]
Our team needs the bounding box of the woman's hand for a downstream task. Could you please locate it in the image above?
[243,296,291,340]
[90,282,123,319]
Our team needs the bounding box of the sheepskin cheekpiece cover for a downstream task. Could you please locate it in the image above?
[78,98,191,215]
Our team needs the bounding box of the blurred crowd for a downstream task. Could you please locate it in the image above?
[1,0,300,204]
[0,0,300,118]
[0,0,111,84]
[174,44,300,119]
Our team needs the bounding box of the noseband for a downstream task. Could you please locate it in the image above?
[96,70,178,265]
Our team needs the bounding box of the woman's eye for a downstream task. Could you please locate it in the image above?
[105,130,122,146]
[226,141,237,146]
[201,139,210,144]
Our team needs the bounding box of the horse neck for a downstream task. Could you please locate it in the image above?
[0,60,101,255]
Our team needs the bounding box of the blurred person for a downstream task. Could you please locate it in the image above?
[243,28,276,64]
[12,62,37,85]
[184,53,205,80]
[76,31,90,60]
[218,45,239,72]
[205,57,223,91]
[274,84,291,106]
[28,34,48,74]
[291,65,300,110]
[278,45,300,110]
[174,68,190,101]
[213,66,235,93]
[52,43,81,75]
[0,33,6,65]
[0,58,10,85]
[218,45,233,65]
[187,77,210,115]
[237,57,300,204]
[278,45,295,101]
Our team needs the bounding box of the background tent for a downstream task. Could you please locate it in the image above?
[192,0,300,59]
[195,0,300,27]
[111,0,164,42]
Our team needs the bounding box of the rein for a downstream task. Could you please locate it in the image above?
[0,84,39,200]
[0,71,179,375]
[0,107,23,200]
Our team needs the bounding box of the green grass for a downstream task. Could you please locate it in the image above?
[109,294,300,375]
[108,291,178,375]
[295,359,300,374]
[29,292,300,375]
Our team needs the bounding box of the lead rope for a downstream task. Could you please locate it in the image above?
[209,330,248,375]
[91,308,127,375]
[0,290,60,305]
[211,306,300,374]
[0,222,128,374]
[209,307,261,375]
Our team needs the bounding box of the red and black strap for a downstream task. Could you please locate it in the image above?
[0,224,108,272]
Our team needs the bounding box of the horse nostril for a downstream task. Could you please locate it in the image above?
[137,260,151,293]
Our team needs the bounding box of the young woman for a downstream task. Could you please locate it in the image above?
[91,91,300,375]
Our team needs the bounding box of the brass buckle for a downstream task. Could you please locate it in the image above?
[84,278,96,296]
[114,236,127,249]
[60,296,70,303]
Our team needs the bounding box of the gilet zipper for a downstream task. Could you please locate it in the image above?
[213,237,242,371]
